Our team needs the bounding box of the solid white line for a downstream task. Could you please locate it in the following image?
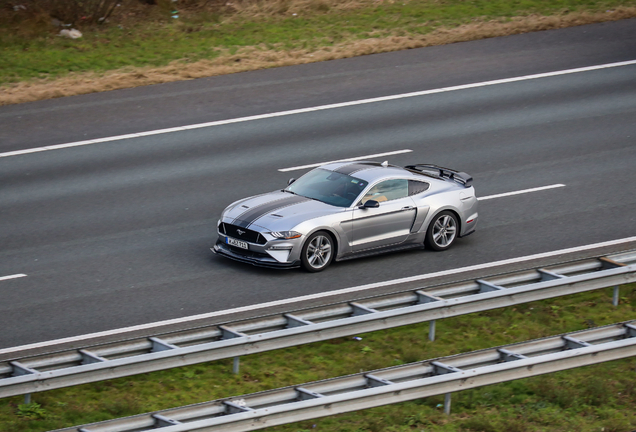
[0,274,27,282]
[3,235,636,356]
[278,149,413,172]
[2,60,636,159]
[479,184,565,201]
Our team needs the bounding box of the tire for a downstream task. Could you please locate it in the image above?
[301,231,334,272]
[425,211,459,251]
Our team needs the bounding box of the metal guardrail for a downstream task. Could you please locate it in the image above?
[2,250,636,399]
[52,320,636,432]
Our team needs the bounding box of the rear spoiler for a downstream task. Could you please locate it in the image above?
[405,164,473,188]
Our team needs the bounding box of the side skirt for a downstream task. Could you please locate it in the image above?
[336,243,424,262]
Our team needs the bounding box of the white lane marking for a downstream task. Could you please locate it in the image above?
[2,60,636,159]
[0,274,27,282]
[479,184,565,201]
[3,234,636,355]
[278,149,413,172]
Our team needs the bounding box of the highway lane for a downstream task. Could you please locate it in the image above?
[1,21,636,349]
[1,18,636,153]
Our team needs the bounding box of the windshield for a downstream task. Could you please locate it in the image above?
[286,168,369,207]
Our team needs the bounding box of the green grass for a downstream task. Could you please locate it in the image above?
[1,0,636,85]
[1,284,635,431]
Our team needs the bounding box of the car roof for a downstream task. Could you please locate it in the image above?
[319,160,434,184]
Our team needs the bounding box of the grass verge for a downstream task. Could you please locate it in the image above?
[1,283,635,431]
[1,1,636,105]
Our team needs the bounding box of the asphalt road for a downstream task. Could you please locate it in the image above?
[1,19,636,349]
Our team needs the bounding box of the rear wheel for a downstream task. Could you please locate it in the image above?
[425,211,458,251]
[301,231,334,272]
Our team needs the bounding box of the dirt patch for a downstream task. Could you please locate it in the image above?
[1,7,635,106]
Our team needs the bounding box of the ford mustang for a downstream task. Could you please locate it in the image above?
[212,161,478,272]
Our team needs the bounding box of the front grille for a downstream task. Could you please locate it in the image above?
[220,223,266,244]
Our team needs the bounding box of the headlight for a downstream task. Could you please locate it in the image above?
[269,231,302,239]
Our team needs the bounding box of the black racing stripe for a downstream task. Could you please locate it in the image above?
[233,195,310,228]
[334,162,382,175]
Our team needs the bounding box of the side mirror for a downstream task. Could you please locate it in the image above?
[288,178,296,186]
[360,200,379,209]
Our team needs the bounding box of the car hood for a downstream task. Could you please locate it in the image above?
[221,191,345,232]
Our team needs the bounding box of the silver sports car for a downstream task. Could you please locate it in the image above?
[212,161,478,272]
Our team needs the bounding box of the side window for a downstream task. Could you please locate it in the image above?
[408,180,430,196]
[361,179,408,204]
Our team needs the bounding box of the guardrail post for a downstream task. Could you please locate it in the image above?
[233,357,240,374]
[613,286,620,307]
[429,320,436,342]
[24,393,31,404]
[444,393,451,415]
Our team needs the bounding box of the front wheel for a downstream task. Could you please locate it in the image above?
[301,231,334,272]
[425,211,459,251]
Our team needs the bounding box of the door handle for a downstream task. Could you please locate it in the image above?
[402,206,415,210]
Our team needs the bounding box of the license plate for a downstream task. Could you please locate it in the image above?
[226,237,248,250]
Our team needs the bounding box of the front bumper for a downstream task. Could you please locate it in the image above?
[212,239,301,269]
